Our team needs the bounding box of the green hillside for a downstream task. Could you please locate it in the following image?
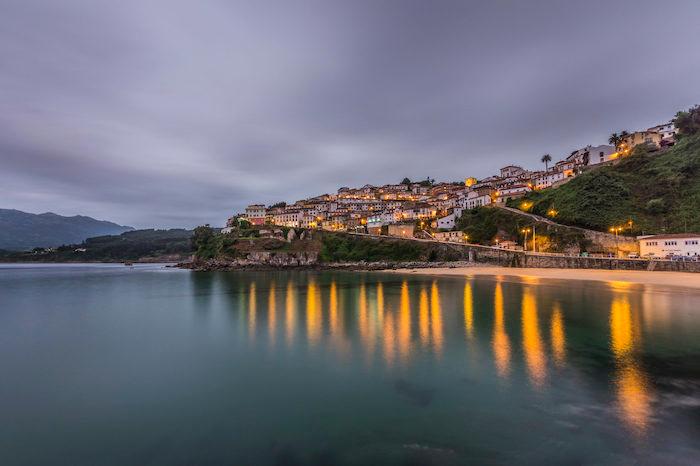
[0,229,193,262]
[510,134,700,235]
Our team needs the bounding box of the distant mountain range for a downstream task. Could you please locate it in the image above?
[0,209,134,251]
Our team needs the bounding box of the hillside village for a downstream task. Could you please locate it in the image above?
[226,112,699,259]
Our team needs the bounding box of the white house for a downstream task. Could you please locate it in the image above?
[567,144,617,166]
[272,210,302,227]
[638,234,700,258]
[648,122,677,142]
[496,184,531,203]
[532,170,566,190]
[463,190,492,209]
[436,212,456,230]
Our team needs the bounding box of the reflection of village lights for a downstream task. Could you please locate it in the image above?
[550,304,566,366]
[522,288,546,389]
[610,294,652,435]
[492,282,511,379]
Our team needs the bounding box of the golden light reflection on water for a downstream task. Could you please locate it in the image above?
[398,281,411,363]
[248,282,257,340]
[610,293,652,435]
[430,282,444,356]
[550,303,566,366]
[238,276,660,429]
[358,283,376,359]
[464,281,474,339]
[377,282,385,327]
[268,283,276,347]
[329,281,339,338]
[521,288,546,389]
[285,281,296,345]
[492,282,511,379]
[419,287,429,347]
[306,280,322,346]
[382,307,396,367]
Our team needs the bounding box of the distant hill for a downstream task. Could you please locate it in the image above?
[0,229,193,262]
[0,209,134,251]
[509,134,700,235]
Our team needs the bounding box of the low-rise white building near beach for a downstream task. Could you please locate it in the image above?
[638,233,700,258]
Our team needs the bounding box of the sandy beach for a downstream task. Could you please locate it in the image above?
[382,266,700,290]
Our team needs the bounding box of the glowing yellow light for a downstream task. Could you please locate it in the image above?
[550,304,566,366]
[398,281,411,363]
[492,282,511,379]
[268,282,276,346]
[306,280,322,346]
[419,287,429,346]
[610,294,651,435]
[285,281,296,345]
[430,281,444,356]
[522,288,546,389]
[464,280,473,339]
[249,282,257,340]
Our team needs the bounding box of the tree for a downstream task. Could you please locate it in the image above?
[608,132,621,149]
[192,225,220,259]
[674,105,700,137]
[400,177,412,185]
[541,154,552,171]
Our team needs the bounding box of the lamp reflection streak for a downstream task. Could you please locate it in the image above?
[550,303,566,366]
[248,282,257,340]
[306,280,322,347]
[521,288,546,389]
[610,293,651,435]
[464,280,474,339]
[419,287,429,347]
[268,282,276,347]
[285,281,296,345]
[492,282,511,379]
[398,281,411,363]
[430,281,443,356]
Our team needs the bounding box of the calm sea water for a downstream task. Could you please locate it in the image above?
[1,264,699,465]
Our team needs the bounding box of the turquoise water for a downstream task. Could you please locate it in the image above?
[1,264,699,465]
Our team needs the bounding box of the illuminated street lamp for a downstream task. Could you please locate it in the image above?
[521,227,531,251]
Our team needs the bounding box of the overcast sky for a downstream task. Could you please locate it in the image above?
[1,0,699,228]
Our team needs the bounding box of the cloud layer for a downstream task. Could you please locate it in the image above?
[1,0,699,227]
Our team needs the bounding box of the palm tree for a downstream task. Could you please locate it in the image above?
[541,154,552,171]
[608,132,621,149]
[609,131,629,150]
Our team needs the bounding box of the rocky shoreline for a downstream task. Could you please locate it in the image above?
[178,259,484,272]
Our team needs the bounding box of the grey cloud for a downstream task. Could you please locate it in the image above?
[1,0,699,228]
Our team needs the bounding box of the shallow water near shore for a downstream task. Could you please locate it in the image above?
[1,263,699,465]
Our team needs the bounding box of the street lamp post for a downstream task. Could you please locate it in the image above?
[521,227,531,252]
[610,226,622,257]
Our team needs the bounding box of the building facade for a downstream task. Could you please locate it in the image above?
[638,234,700,258]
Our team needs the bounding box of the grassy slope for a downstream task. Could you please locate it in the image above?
[456,207,589,252]
[512,135,700,234]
